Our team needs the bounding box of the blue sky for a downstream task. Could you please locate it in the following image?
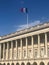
[0,0,49,36]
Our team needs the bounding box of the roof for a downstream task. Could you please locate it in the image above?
[0,22,49,40]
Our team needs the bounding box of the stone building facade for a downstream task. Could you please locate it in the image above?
[0,22,49,65]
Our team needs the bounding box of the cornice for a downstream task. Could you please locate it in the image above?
[0,22,49,40]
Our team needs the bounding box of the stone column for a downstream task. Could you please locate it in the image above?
[31,36,34,58]
[38,34,40,58]
[26,37,28,58]
[16,40,18,59]
[3,43,5,59]
[21,39,23,59]
[11,41,13,59]
[45,33,47,57]
[0,43,1,60]
[7,42,9,60]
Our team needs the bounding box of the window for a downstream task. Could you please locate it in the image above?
[34,49,37,58]
[22,38,26,46]
[23,50,26,58]
[13,40,16,48]
[40,48,44,57]
[33,35,38,44]
[9,41,11,49]
[9,49,12,59]
[18,49,21,58]
[48,48,49,57]
[40,34,45,43]
[28,37,31,45]
[13,50,16,59]
[28,49,32,58]
[17,39,20,47]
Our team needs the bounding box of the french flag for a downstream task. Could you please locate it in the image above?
[20,8,28,13]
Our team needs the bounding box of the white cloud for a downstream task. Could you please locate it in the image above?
[41,16,49,22]
[14,17,49,31]
[15,20,41,31]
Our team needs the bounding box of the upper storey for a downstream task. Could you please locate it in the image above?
[0,22,49,41]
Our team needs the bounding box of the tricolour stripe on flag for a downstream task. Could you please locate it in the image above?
[20,8,28,13]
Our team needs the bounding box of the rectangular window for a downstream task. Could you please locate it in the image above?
[13,50,16,59]
[28,49,32,58]
[34,49,37,58]
[33,35,38,44]
[22,38,26,46]
[28,37,31,45]
[40,34,45,43]
[40,48,44,57]
[13,40,16,48]
[23,50,26,58]
[5,43,7,49]
[48,48,49,57]
[18,49,21,58]
[24,50,26,57]
[9,41,11,49]
[17,39,20,47]
[9,49,12,59]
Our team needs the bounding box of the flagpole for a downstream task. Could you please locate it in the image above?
[21,8,28,28]
[27,13,28,28]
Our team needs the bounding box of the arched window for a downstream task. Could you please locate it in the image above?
[21,63,25,65]
[47,62,49,65]
[11,63,14,65]
[0,63,1,65]
[7,63,10,65]
[27,62,31,65]
[3,63,6,65]
[40,62,44,65]
[33,62,37,65]
[16,63,19,65]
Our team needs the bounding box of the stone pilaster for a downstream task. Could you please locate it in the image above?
[11,41,13,59]
[7,42,9,60]
[26,37,28,58]
[0,43,1,60]
[32,36,34,58]
[38,34,40,58]
[45,33,47,57]
[3,43,5,59]
[21,39,23,59]
[16,40,18,59]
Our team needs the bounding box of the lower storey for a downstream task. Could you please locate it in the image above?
[0,58,49,65]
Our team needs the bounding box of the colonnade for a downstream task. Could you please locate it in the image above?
[0,32,48,60]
